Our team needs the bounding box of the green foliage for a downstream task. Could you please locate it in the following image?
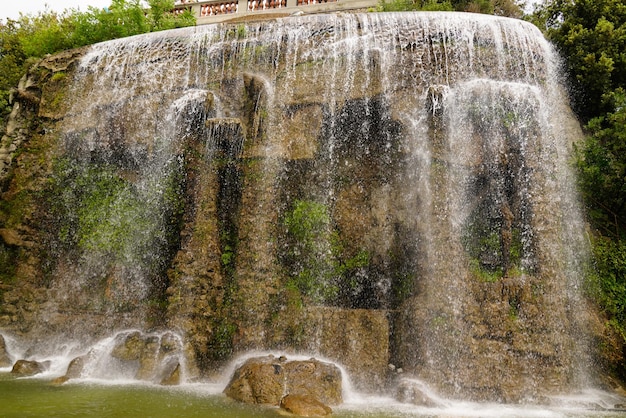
[535,0,626,122]
[379,0,453,12]
[574,89,626,236]
[377,0,522,16]
[0,244,17,284]
[463,209,526,280]
[283,199,337,303]
[146,0,195,31]
[282,199,370,305]
[207,321,237,361]
[49,159,144,257]
[0,20,27,118]
[47,156,185,274]
[585,236,626,339]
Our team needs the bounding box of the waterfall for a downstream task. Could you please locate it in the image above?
[0,12,592,403]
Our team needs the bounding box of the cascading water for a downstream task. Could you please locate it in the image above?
[0,10,611,410]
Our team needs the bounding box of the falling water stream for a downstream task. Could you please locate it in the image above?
[0,11,622,417]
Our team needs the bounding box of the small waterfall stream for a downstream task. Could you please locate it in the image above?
[0,11,611,412]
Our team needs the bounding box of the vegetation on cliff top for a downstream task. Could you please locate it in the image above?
[377,0,524,16]
[0,0,195,122]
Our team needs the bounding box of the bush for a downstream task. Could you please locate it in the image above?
[586,236,626,340]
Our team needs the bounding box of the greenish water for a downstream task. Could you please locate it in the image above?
[1,372,624,418]
[0,373,276,418]
[0,373,404,418]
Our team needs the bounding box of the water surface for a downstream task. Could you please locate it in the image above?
[1,372,623,418]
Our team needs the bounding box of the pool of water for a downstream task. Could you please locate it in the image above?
[1,372,624,418]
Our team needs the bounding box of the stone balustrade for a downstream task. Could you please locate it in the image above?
[174,0,378,24]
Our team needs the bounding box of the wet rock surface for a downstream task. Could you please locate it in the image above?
[110,331,184,384]
[395,378,444,407]
[0,334,12,367]
[11,359,49,376]
[279,394,332,416]
[223,355,342,406]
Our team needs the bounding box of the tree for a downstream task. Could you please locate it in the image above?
[534,0,626,122]
[0,20,27,117]
[378,0,523,17]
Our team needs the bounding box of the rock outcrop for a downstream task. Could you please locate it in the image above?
[109,331,184,384]
[223,355,342,407]
[0,334,12,367]
[11,359,49,376]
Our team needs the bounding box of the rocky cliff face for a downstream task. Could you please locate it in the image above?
[0,12,620,401]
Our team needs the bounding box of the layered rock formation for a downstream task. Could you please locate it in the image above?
[0,12,619,402]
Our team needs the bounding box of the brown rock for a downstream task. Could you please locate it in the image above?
[0,228,23,246]
[0,334,12,367]
[159,358,181,386]
[223,356,285,405]
[223,355,342,406]
[280,394,332,417]
[50,375,70,385]
[110,331,144,361]
[284,358,343,405]
[11,359,47,376]
[65,355,86,378]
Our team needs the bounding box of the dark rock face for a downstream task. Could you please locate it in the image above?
[11,359,48,376]
[223,355,342,406]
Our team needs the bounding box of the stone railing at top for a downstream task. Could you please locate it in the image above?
[174,0,379,24]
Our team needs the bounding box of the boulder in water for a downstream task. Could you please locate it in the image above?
[279,394,332,416]
[223,355,342,406]
[52,354,87,384]
[159,358,181,386]
[11,359,48,376]
[65,354,86,378]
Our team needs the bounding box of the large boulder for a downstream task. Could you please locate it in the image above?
[11,359,49,376]
[223,355,342,406]
[0,334,12,367]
